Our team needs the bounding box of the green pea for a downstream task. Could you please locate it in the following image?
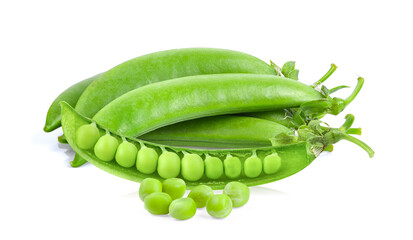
[115,141,138,168]
[169,198,197,220]
[94,134,119,161]
[136,147,158,174]
[263,152,282,174]
[244,156,262,178]
[181,153,204,181]
[157,151,181,179]
[162,178,186,200]
[188,185,214,208]
[223,182,250,207]
[76,123,100,150]
[224,155,241,179]
[206,194,232,218]
[204,156,223,179]
[144,192,172,215]
[139,178,162,201]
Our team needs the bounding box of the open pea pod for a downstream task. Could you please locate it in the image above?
[61,102,317,189]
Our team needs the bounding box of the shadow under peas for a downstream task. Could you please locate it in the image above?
[249,186,288,196]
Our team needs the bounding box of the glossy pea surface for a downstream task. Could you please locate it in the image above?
[224,156,242,179]
[144,192,172,215]
[139,178,162,201]
[76,123,100,150]
[157,152,180,179]
[94,135,119,161]
[162,178,186,200]
[136,147,158,174]
[115,141,138,168]
[206,194,232,218]
[263,153,282,174]
[244,156,262,178]
[204,156,223,179]
[188,185,214,208]
[223,182,250,207]
[169,198,197,220]
[181,153,204,181]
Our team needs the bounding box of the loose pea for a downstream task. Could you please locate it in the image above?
[144,192,172,215]
[224,155,242,179]
[223,182,250,207]
[162,178,186,200]
[76,123,100,150]
[181,153,204,181]
[263,153,282,174]
[139,178,162,201]
[169,198,197,220]
[157,151,181,179]
[204,156,223,179]
[206,194,232,218]
[115,141,138,168]
[244,156,262,178]
[136,147,158,174]
[187,185,213,208]
[94,134,119,161]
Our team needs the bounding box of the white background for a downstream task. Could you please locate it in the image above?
[1,1,412,239]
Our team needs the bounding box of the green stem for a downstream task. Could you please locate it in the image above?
[312,63,337,88]
[339,114,355,132]
[346,128,362,135]
[344,77,364,106]
[340,133,374,158]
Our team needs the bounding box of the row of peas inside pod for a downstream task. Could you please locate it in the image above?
[139,178,250,220]
[76,122,283,182]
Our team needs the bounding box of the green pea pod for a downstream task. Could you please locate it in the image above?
[93,74,323,137]
[43,73,102,132]
[140,115,294,148]
[75,48,277,118]
[60,102,316,189]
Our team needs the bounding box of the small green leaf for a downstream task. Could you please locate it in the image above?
[282,61,295,77]
[321,85,330,97]
[270,60,283,76]
[329,85,350,94]
[287,69,299,80]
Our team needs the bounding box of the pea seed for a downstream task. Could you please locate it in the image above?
[206,194,232,218]
[115,141,138,168]
[263,153,282,174]
[244,156,262,178]
[162,178,186,200]
[94,134,119,161]
[188,185,213,208]
[136,147,158,174]
[144,192,172,215]
[76,123,100,150]
[157,151,180,179]
[223,182,250,207]
[169,198,197,220]
[139,178,162,201]
[204,156,223,179]
[181,153,204,181]
[224,155,241,179]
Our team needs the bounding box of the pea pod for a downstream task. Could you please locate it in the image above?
[43,73,102,132]
[61,102,374,189]
[75,48,276,118]
[93,74,323,137]
[61,102,316,189]
[140,115,293,148]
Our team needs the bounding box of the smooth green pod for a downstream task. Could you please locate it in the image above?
[44,73,102,132]
[75,48,276,119]
[93,74,323,137]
